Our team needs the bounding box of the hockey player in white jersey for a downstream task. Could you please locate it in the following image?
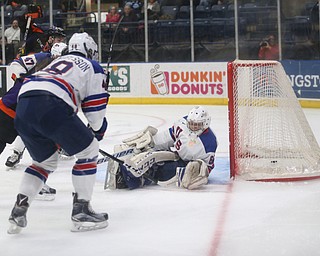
[106,106,217,190]
[8,32,110,234]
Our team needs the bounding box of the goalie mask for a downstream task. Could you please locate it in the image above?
[187,106,211,136]
[68,32,98,61]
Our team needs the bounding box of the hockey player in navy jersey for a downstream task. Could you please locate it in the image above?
[16,23,66,58]
[6,26,67,168]
[8,32,110,234]
[105,106,218,190]
[0,42,67,156]
[0,42,67,200]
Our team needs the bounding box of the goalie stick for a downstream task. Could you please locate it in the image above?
[98,149,158,184]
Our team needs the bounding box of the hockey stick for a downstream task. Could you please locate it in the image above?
[18,15,32,56]
[107,15,124,67]
[99,148,158,184]
[97,147,134,164]
[104,15,124,88]
[23,16,32,42]
[99,148,126,165]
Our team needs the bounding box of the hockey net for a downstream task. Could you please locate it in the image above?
[228,60,320,181]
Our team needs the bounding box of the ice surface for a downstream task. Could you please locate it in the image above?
[0,105,320,256]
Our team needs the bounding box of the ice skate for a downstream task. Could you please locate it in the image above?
[35,184,56,201]
[8,194,29,234]
[71,193,108,232]
[5,150,23,168]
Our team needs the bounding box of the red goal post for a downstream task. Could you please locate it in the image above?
[228,60,320,181]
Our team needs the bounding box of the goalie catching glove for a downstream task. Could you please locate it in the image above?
[176,159,209,190]
[122,126,158,152]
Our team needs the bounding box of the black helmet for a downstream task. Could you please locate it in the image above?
[47,26,66,38]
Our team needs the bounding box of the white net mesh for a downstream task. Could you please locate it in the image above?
[229,60,320,181]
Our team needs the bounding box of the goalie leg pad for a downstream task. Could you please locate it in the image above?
[104,159,144,190]
[119,164,144,190]
[176,159,209,190]
[125,151,180,177]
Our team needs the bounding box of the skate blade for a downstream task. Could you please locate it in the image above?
[5,165,18,171]
[70,220,108,232]
[7,221,23,234]
[34,194,55,201]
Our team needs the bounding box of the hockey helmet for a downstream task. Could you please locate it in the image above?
[51,42,68,58]
[187,106,211,136]
[47,26,66,38]
[68,32,98,61]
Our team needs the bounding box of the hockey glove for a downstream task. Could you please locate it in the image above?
[103,68,110,91]
[123,126,158,151]
[90,117,108,141]
[176,159,209,190]
[105,71,110,91]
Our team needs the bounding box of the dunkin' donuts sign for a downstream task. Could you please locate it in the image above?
[150,64,226,97]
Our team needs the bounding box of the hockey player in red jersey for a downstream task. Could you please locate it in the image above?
[8,32,110,234]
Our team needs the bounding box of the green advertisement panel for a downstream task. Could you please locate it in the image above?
[102,65,130,93]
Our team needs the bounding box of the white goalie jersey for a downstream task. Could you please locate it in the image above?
[153,116,217,173]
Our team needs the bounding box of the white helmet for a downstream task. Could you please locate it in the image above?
[68,32,98,61]
[187,106,211,136]
[51,42,67,58]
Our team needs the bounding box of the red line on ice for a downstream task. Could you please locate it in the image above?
[208,182,234,256]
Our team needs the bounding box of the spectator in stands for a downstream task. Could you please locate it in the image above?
[4,19,21,63]
[258,34,279,60]
[142,0,161,20]
[4,19,21,44]
[205,0,224,6]
[5,0,30,16]
[104,6,121,43]
[120,4,139,43]
[125,0,143,19]
[199,0,214,7]
[106,6,121,26]
[59,0,78,26]
[60,0,78,12]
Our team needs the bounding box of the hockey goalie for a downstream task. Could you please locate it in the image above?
[105,106,218,190]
